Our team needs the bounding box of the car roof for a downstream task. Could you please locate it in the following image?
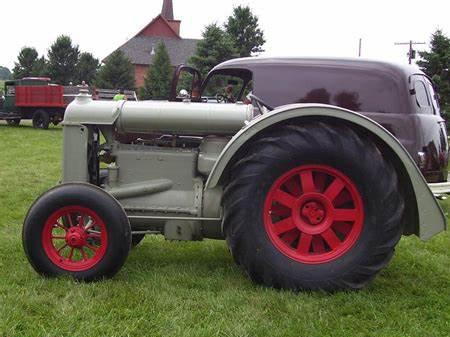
[211,57,423,79]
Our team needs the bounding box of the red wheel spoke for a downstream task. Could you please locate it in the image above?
[271,203,291,217]
[297,233,312,254]
[334,190,352,207]
[87,233,101,239]
[284,176,301,196]
[85,244,98,252]
[57,244,68,253]
[66,214,74,227]
[272,189,297,209]
[311,236,326,253]
[51,235,66,240]
[333,222,352,236]
[54,222,67,231]
[68,248,75,261]
[300,171,315,193]
[321,228,341,249]
[315,172,327,193]
[84,221,96,232]
[78,216,85,228]
[324,177,345,202]
[334,209,357,222]
[79,248,88,261]
[281,229,299,246]
[273,217,296,235]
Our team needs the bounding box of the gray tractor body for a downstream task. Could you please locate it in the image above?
[62,93,445,242]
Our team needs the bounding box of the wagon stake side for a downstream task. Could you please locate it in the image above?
[22,57,447,292]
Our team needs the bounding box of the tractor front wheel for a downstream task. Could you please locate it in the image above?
[223,122,405,291]
[23,183,132,281]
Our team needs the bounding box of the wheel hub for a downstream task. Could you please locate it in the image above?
[66,227,87,248]
[301,201,325,225]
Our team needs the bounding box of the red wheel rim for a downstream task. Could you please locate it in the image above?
[41,206,108,272]
[263,165,364,264]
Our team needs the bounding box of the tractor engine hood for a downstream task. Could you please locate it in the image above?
[64,93,254,136]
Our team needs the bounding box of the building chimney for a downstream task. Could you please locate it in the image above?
[161,0,174,20]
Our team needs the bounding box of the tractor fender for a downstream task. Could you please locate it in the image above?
[205,104,446,240]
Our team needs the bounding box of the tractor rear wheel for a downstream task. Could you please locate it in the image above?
[6,118,21,126]
[32,109,50,129]
[223,122,404,291]
[23,183,132,281]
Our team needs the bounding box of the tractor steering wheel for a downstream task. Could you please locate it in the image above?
[248,94,274,114]
[216,94,228,103]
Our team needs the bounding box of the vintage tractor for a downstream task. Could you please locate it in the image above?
[22,58,447,291]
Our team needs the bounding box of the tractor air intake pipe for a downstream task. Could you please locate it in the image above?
[64,94,254,136]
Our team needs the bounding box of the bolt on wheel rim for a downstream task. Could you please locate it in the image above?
[263,165,364,264]
[41,206,108,271]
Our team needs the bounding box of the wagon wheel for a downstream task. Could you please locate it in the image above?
[23,184,132,281]
[223,122,404,291]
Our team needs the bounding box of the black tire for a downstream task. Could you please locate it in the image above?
[32,109,50,129]
[23,183,132,281]
[223,122,404,291]
[131,234,145,247]
[6,118,21,126]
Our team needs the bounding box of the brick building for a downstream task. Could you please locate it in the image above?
[109,0,200,88]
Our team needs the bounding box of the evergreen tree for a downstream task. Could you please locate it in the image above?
[95,50,135,90]
[417,29,450,114]
[189,24,238,78]
[0,66,12,80]
[12,47,43,79]
[75,52,99,85]
[140,42,173,100]
[225,6,265,57]
[47,35,80,85]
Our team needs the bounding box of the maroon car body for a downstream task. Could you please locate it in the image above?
[172,57,448,183]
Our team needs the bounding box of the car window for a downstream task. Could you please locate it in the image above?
[254,66,402,113]
[414,80,433,114]
[424,78,440,115]
[6,86,15,96]
[203,75,245,101]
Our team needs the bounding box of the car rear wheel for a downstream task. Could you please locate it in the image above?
[23,183,132,281]
[223,122,405,291]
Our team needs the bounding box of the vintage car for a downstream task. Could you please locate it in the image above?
[172,57,449,186]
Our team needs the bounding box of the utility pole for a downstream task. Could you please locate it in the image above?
[358,38,362,57]
[394,40,426,64]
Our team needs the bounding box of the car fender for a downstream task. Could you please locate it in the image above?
[205,103,446,240]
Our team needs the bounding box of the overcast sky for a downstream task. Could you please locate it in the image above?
[1,0,449,69]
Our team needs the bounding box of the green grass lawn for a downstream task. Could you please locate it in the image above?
[1,121,449,337]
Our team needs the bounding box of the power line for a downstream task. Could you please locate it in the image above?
[394,40,426,64]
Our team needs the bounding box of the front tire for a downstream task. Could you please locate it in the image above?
[23,183,132,281]
[223,122,404,291]
[6,118,21,126]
